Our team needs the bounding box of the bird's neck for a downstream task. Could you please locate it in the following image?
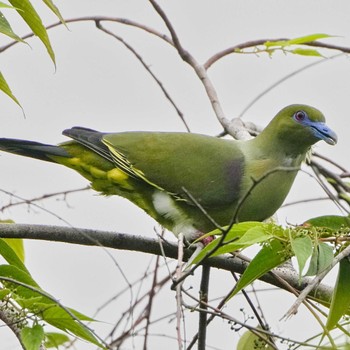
[247,129,309,166]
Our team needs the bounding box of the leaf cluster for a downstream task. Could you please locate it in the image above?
[193,215,350,337]
[0,0,64,107]
[0,222,105,349]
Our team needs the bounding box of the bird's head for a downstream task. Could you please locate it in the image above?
[265,104,337,152]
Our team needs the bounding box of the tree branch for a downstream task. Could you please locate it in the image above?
[0,223,334,304]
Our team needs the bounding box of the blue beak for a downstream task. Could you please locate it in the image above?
[310,122,338,145]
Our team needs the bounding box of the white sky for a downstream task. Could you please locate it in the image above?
[1,1,350,349]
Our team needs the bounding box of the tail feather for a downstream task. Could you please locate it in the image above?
[0,138,70,163]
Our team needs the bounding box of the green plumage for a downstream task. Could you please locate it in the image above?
[0,104,337,240]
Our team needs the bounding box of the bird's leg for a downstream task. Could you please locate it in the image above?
[184,230,215,269]
[176,232,186,273]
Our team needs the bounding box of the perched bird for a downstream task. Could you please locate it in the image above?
[0,105,337,242]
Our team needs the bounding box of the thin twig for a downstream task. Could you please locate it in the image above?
[198,265,210,350]
[0,16,174,53]
[238,53,344,118]
[143,256,161,350]
[148,0,251,139]
[176,233,185,349]
[283,244,350,319]
[204,39,349,69]
[231,272,277,348]
[95,20,190,132]
[0,186,89,212]
[314,152,348,173]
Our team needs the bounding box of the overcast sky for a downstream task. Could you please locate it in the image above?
[1,1,350,349]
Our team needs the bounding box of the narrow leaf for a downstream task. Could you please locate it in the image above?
[44,332,70,348]
[0,10,25,42]
[287,33,332,45]
[0,238,28,272]
[290,236,313,276]
[191,222,265,264]
[3,239,25,263]
[291,48,323,57]
[0,2,18,9]
[0,220,25,263]
[21,324,45,350]
[204,226,271,258]
[42,305,102,348]
[8,0,55,64]
[0,264,41,301]
[265,39,292,48]
[305,242,334,276]
[0,71,21,107]
[223,222,265,242]
[265,34,331,48]
[42,0,66,26]
[229,239,290,299]
[326,257,350,330]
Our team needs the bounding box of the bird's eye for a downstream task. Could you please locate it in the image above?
[294,110,306,122]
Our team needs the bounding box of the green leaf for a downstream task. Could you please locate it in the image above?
[264,39,291,48]
[291,48,323,57]
[0,71,22,107]
[44,332,70,348]
[209,225,272,257]
[229,239,290,299]
[42,305,103,348]
[42,0,66,26]
[0,264,41,302]
[0,239,28,272]
[304,215,350,230]
[286,33,332,45]
[237,327,275,350]
[8,0,55,64]
[0,2,19,9]
[0,221,25,263]
[191,222,265,264]
[0,10,25,42]
[3,239,25,263]
[21,324,45,350]
[290,236,313,276]
[326,257,350,330]
[0,288,11,299]
[305,242,334,276]
[265,33,331,48]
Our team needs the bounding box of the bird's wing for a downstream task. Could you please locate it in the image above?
[63,128,245,208]
[103,132,245,207]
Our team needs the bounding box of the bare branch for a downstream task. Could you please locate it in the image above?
[0,16,174,53]
[0,186,89,212]
[148,0,251,139]
[95,20,190,132]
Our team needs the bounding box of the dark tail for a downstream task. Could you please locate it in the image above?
[63,127,112,162]
[0,138,71,163]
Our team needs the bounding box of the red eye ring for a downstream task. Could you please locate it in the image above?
[294,111,306,121]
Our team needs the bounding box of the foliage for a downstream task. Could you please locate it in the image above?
[0,222,104,349]
[0,0,64,107]
[1,1,350,349]
[194,215,350,339]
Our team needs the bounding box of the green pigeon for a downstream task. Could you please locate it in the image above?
[0,104,337,242]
